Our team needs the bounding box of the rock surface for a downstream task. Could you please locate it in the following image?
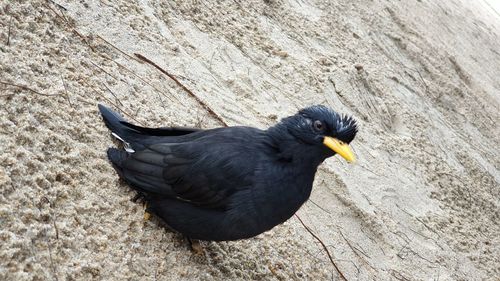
[0,0,499,280]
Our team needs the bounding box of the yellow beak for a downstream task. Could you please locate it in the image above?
[323,136,356,163]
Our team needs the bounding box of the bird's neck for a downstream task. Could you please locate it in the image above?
[266,125,326,168]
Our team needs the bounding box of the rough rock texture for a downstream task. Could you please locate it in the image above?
[0,0,499,280]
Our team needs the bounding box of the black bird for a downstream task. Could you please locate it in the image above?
[99,104,357,241]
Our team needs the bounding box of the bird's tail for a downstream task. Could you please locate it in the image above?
[98,104,126,133]
[98,104,201,152]
[98,104,139,152]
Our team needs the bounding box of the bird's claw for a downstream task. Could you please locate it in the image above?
[143,201,151,220]
[188,238,204,255]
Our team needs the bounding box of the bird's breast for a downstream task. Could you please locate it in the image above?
[249,167,316,231]
[217,163,317,239]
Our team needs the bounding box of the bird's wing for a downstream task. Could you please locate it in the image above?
[119,127,263,209]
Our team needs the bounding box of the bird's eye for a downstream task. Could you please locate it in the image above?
[313,120,324,132]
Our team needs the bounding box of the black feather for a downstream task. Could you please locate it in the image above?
[99,104,358,241]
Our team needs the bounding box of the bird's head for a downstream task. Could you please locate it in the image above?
[277,105,358,163]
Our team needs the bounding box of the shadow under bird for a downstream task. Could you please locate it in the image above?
[99,104,358,241]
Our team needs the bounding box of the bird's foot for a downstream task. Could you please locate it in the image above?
[130,193,151,220]
[188,238,204,255]
[131,192,145,203]
[143,202,151,220]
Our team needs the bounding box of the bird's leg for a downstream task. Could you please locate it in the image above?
[130,193,151,220]
[143,202,151,220]
[188,238,203,255]
[131,193,142,203]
